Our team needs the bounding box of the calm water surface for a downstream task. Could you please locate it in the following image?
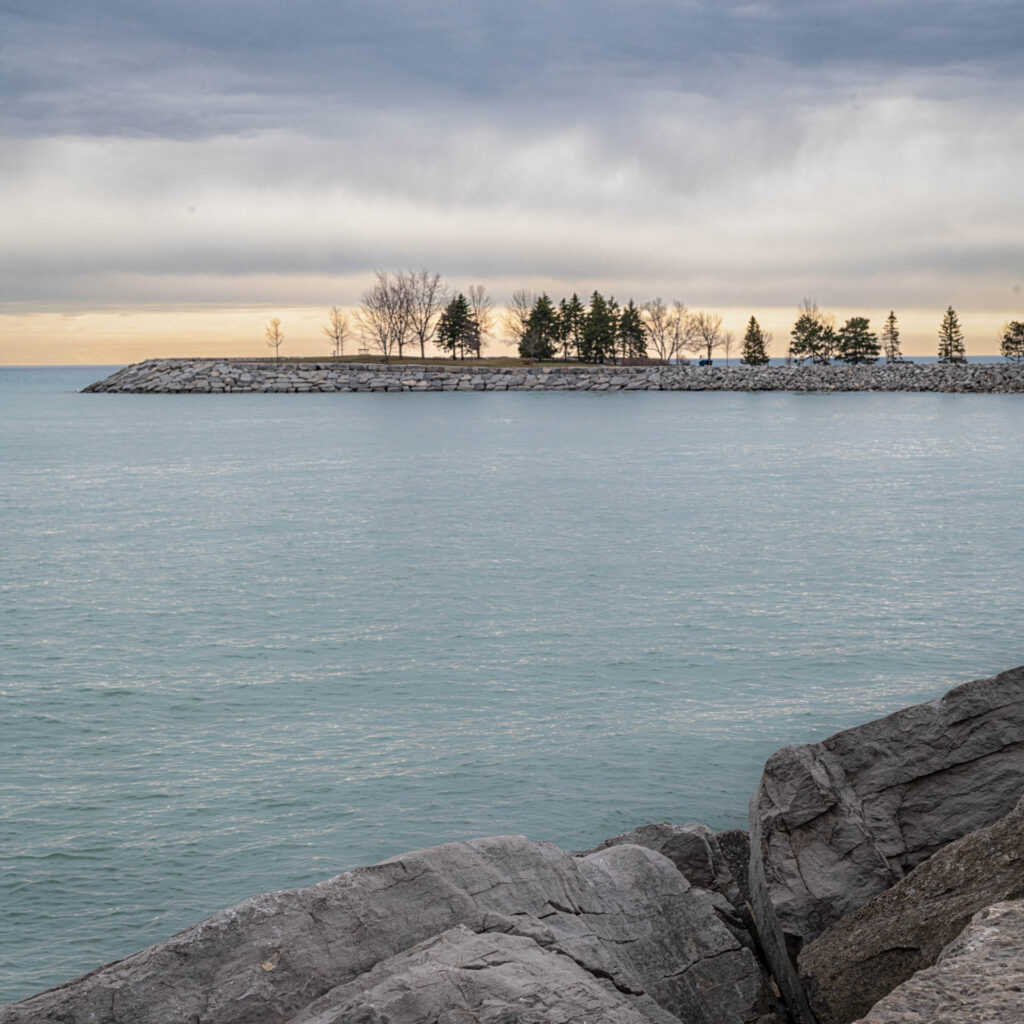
[2,366,1023,1001]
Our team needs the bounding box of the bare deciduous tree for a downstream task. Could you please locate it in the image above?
[265,317,284,361]
[722,330,736,366]
[690,311,724,362]
[405,270,449,359]
[467,284,494,356]
[642,298,696,362]
[503,289,534,347]
[642,298,676,361]
[322,306,349,357]
[355,271,413,363]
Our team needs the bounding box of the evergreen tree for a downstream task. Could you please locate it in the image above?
[559,293,586,361]
[1000,321,1024,362]
[836,316,880,364]
[436,293,478,359]
[937,306,966,363]
[741,316,770,365]
[881,310,902,363]
[618,299,647,359]
[519,293,559,360]
[789,300,834,364]
[582,291,619,363]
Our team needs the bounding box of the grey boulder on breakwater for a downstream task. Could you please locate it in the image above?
[4,666,1024,1024]
[83,359,1024,393]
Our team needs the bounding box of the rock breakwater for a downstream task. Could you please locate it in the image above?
[4,666,1024,1024]
[83,359,1024,394]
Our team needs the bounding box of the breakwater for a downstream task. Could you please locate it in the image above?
[84,359,1024,393]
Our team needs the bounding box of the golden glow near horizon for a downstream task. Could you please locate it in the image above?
[0,305,1017,366]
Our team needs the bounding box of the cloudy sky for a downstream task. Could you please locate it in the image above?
[2,0,1023,361]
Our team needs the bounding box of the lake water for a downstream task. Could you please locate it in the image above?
[2,365,1023,1002]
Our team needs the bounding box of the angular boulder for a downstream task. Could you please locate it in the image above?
[748,665,1024,1021]
[0,835,775,1024]
[581,823,756,949]
[851,900,1024,1024]
[799,792,1024,1023]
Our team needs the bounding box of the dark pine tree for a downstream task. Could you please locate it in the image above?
[836,316,880,364]
[938,306,966,363]
[741,316,770,365]
[582,292,619,364]
[1001,321,1024,362]
[881,310,902,363]
[559,293,586,361]
[788,300,835,364]
[436,294,477,359]
[519,294,559,360]
[618,300,647,359]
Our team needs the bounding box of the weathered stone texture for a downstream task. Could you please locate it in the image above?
[748,665,1024,1021]
[0,835,775,1024]
[799,792,1024,1024]
[851,900,1024,1024]
[82,360,1024,394]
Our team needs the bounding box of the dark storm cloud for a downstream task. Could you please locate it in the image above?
[2,1,1023,315]
[3,0,1022,138]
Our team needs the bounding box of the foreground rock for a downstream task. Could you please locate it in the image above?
[581,824,755,946]
[799,792,1024,1023]
[0,835,777,1024]
[82,359,1024,394]
[748,665,1024,1021]
[851,900,1024,1024]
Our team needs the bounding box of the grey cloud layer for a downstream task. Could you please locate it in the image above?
[2,0,1022,311]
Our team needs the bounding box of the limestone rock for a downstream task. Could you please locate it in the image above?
[282,925,677,1024]
[0,835,773,1024]
[581,823,743,908]
[799,792,1024,1024]
[852,900,1024,1024]
[748,665,1024,1021]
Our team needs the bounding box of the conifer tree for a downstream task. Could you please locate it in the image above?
[788,300,834,364]
[437,293,478,359]
[519,294,559,360]
[881,310,902,363]
[1000,321,1024,362]
[741,316,770,365]
[582,291,619,363]
[618,299,647,359]
[937,306,966,363]
[559,293,586,361]
[836,316,880,364]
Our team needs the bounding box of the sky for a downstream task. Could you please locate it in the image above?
[2,0,1023,363]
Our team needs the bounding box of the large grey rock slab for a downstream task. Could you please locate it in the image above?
[1,834,774,1024]
[748,665,1024,1021]
[581,824,757,950]
[582,823,745,910]
[852,900,1024,1024]
[799,792,1024,1024]
[283,925,677,1024]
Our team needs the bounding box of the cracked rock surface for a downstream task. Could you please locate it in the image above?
[0,835,776,1024]
[851,900,1024,1024]
[748,665,1024,1021]
[798,791,1024,1024]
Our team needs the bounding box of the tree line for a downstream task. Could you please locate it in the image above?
[259,272,1024,365]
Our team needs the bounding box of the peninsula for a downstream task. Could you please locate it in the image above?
[84,359,1024,394]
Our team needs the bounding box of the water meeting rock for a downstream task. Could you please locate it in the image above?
[798,791,1024,1024]
[0,835,777,1024]
[747,664,1024,1021]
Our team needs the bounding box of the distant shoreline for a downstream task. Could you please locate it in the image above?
[83,358,1024,393]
